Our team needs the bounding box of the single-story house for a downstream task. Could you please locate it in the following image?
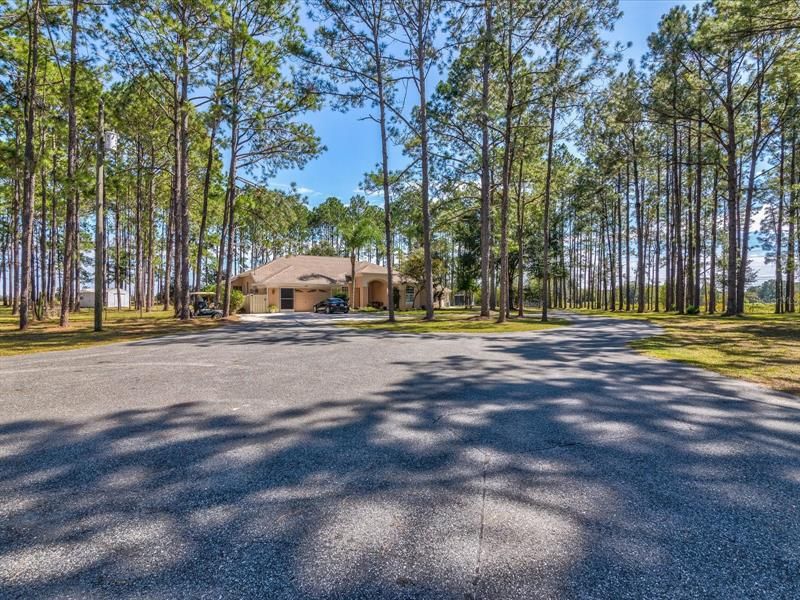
[231,255,448,313]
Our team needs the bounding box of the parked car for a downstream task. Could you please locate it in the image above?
[313,297,350,314]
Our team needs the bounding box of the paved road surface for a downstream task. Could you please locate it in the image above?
[1,314,799,599]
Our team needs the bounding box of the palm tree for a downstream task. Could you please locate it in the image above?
[341,197,382,308]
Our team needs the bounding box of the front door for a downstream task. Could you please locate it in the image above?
[280,288,294,311]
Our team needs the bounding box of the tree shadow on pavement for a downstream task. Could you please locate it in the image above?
[2,317,800,599]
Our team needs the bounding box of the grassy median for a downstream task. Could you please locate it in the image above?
[341,309,567,334]
[0,306,228,356]
[571,308,800,395]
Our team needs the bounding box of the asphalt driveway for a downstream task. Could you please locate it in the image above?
[1,314,799,599]
[239,310,388,324]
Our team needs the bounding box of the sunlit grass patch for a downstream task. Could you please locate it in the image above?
[570,308,800,395]
[0,306,229,356]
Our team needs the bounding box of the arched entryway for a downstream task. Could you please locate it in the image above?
[367,279,388,308]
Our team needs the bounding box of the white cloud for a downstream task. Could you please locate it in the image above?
[274,182,320,197]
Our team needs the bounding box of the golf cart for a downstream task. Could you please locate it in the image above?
[189,292,224,319]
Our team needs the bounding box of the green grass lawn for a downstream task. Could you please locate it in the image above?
[0,305,228,356]
[340,308,567,334]
[570,308,800,395]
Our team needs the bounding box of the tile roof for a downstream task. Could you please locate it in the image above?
[232,255,388,287]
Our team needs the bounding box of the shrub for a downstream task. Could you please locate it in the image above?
[686,305,700,315]
[229,289,244,313]
[267,304,280,313]
[745,302,773,314]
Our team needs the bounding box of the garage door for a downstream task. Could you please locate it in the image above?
[294,289,331,312]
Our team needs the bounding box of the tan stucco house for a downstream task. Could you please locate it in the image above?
[231,255,446,313]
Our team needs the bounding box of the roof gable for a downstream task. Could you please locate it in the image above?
[232,255,388,287]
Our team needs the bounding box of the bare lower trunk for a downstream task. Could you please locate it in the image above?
[39,135,47,319]
[195,112,218,292]
[94,100,105,332]
[776,134,785,313]
[516,147,526,318]
[709,170,719,314]
[541,88,558,322]
[788,135,797,312]
[11,152,20,315]
[163,185,174,312]
[147,153,155,311]
[215,186,229,306]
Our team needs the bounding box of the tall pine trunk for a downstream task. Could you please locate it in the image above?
[223,22,241,318]
[195,112,218,292]
[19,0,41,330]
[177,32,191,319]
[724,58,739,316]
[479,0,492,318]
[194,64,222,294]
[414,0,434,320]
[632,136,645,313]
[497,14,514,324]
[776,132,785,313]
[737,68,763,314]
[693,120,701,309]
[60,0,80,326]
[541,45,560,323]
[374,23,395,322]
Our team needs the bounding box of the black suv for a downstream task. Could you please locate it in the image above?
[313,297,350,314]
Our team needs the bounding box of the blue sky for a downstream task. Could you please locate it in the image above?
[274,0,702,206]
[276,0,775,279]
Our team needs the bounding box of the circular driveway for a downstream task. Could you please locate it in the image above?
[1,314,799,599]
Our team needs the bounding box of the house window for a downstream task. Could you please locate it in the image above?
[405,286,414,306]
[280,288,294,310]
